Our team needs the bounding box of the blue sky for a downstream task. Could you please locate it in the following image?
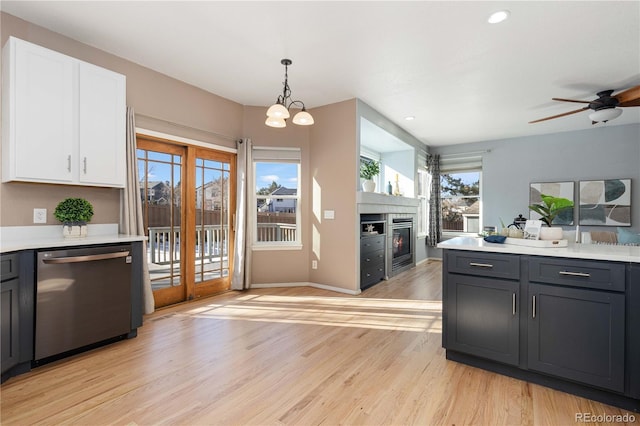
[255,162,298,191]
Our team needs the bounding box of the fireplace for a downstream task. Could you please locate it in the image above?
[389,216,414,275]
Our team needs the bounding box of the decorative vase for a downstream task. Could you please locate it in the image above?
[362,180,376,192]
[62,223,88,238]
[539,226,563,241]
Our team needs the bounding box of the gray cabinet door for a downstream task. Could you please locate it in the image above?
[446,273,519,366]
[1,279,20,374]
[528,283,625,393]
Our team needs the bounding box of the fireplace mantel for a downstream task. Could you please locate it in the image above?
[356,192,419,214]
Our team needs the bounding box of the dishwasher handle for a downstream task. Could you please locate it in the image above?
[42,251,130,264]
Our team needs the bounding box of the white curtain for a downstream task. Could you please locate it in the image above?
[231,138,252,290]
[120,106,155,314]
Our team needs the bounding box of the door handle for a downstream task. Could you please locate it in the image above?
[532,295,536,319]
[83,157,87,174]
[512,293,516,316]
[42,251,130,264]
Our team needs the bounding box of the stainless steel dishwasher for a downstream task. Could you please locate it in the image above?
[35,244,132,362]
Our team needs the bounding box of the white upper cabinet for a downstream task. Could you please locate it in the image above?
[2,37,126,187]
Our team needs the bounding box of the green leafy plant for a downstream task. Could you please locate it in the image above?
[53,198,94,225]
[360,160,380,180]
[528,194,573,227]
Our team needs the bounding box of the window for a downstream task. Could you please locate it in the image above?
[440,171,481,234]
[253,147,301,248]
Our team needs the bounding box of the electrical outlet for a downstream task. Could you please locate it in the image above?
[33,208,47,224]
[312,260,318,269]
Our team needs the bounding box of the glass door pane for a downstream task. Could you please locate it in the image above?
[137,140,185,307]
[194,155,232,286]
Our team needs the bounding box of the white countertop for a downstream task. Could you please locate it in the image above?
[1,224,146,253]
[438,236,640,263]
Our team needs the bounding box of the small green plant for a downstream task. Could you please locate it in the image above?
[53,198,94,225]
[528,194,573,227]
[360,160,380,180]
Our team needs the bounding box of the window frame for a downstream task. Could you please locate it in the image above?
[252,148,302,251]
[440,169,482,237]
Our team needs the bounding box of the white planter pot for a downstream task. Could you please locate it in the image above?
[539,226,563,241]
[362,180,376,192]
[62,224,88,238]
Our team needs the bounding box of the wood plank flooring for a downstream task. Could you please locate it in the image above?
[1,261,638,425]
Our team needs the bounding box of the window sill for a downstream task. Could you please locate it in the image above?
[442,231,479,239]
[252,243,303,251]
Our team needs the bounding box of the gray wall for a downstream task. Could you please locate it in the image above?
[429,123,640,257]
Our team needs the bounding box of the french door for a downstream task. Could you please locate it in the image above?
[137,136,236,308]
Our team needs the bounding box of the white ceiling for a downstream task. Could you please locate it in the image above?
[2,1,639,147]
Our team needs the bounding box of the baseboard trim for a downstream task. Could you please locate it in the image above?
[250,281,361,296]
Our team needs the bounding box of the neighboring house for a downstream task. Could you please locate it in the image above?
[259,187,297,213]
[195,178,226,210]
[142,181,172,205]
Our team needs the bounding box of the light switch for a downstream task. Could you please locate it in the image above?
[323,210,335,220]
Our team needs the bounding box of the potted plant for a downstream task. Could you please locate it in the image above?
[528,194,573,240]
[360,160,380,192]
[53,197,94,238]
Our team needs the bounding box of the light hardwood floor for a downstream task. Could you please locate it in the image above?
[1,261,638,425]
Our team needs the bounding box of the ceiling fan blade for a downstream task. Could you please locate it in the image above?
[615,85,640,107]
[551,97,592,104]
[529,106,589,124]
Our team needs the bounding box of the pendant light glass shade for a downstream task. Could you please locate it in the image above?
[588,108,622,123]
[292,110,314,125]
[266,103,290,119]
[265,116,286,128]
[265,59,313,128]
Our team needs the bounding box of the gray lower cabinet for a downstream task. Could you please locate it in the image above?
[446,273,519,366]
[443,250,635,407]
[361,234,385,290]
[527,283,625,392]
[1,278,20,373]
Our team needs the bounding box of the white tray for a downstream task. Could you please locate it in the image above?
[504,238,568,248]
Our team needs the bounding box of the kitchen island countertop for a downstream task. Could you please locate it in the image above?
[438,236,640,263]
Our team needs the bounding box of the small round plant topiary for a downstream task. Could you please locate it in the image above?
[53,197,94,225]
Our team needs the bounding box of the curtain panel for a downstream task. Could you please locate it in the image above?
[120,107,155,314]
[231,138,252,290]
[426,154,442,247]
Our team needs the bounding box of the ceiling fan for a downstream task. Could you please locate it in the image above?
[529,85,640,125]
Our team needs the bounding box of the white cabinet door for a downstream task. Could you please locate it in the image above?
[2,37,126,188]
[2,37,75,184]
[78,62,126,187]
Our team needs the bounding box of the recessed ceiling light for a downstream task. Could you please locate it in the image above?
[488,10,510,24]
[404,116,415,121]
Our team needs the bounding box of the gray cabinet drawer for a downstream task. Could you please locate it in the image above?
[447,251,519,280]
[1,254,19,282]
[528,257,625,292]
[361,235,384,254]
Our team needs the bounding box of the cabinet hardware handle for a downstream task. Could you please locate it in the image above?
[67,155,71,172]
[559,271,590,278]
[512,293,516,315]
[365,258,370,262]
[469,262,493,268]
[83,157,87,174]
[532,295,536,319]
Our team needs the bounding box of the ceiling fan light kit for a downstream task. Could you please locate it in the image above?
[265,59,314,128]
[529,85,640,125]
[588,107,622,123]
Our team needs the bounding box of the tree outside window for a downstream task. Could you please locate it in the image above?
[440,171,480,233]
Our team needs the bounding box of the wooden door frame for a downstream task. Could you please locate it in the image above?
[192,147,236,298]
[137,136,188,308]
[137,134,236,307]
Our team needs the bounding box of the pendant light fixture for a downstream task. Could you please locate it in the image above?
[265,59,314,128]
